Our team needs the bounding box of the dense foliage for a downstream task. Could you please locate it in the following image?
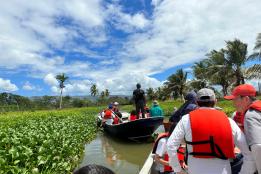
[0,107,101,174]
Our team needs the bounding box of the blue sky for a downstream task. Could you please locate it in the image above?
[0,0,260,96]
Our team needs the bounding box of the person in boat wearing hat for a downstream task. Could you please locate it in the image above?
[167,88,254,174]
[225,84,261,174]
[150,100,164,117]
[112,101,122,119]
[169,90,198,123]
[153,123,186,174]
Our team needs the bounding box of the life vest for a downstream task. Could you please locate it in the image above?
[233,112,244,132]
[113,116,119,124]
[248,100,261,112]
[187,109,235,159]
[104,109,112,119]
[152,133,185,172]
[235,100,261,132]
[130,114,137,121]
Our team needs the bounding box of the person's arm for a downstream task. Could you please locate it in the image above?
[166,117,186,173]
[228,118,256,174]
[244,110,261,173]
[155,139,170,166]
[250,144,261,174]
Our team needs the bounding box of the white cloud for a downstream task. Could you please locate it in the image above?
[44,73,58,86]
[1,0,261,96]
[107,4,150,32]
[0,78,18,92]
[22,81,42,91]
[22,81,34,90]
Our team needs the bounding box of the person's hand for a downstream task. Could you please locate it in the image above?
[180,161,188,170]
[176,170,187,174]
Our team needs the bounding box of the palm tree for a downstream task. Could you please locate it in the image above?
[165,69,188,101]
[105,89,110,97]
[225,39,248,85]
[56,73,69,109]
[100,91,105,99]
[191,60,209,90]
[247,33,261,79]
[90,84,98,97]
[146,87,155,101]
[206,49,234,95]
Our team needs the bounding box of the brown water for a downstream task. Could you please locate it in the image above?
[79,126,164,174]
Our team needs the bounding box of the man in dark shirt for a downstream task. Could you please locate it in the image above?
[133,83,146,118]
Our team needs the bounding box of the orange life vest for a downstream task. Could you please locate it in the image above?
[104,109,112,119]
[187,109,235,159]
[236,100,261,132]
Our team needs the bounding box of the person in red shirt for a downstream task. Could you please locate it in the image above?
[129,110,137,121]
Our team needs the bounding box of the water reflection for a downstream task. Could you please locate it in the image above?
[79,133,152,174]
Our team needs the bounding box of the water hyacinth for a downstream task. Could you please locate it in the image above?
[0,108,99,174]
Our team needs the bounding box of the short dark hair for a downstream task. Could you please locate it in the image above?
[136,83,141,89]
[197,101,215,107]
[130,110,137,115]
[73,164,115,174]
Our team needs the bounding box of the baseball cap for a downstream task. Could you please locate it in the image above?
[197,88,216,102]
[224,84,256,100]
[153,100,159,105]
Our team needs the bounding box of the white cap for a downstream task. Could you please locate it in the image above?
[197,88,216,102]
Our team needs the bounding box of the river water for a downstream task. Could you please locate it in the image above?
[79,126,164,174]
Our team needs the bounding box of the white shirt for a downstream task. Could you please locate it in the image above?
[155,137,168,173]
[167,107,256,174]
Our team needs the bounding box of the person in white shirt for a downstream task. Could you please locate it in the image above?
[167,88,256,174]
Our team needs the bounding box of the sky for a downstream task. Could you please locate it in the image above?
[0,0,260,96]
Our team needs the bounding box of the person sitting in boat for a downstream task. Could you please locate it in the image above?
[145,105,150,117]
[102,104,114,125]
[129,110,137,121]
[169,91,197,123]
[112,115,119,125]
[150,100,164,117]
[112,102,122,118]
[73,164,115,174]
[152,123,186,174]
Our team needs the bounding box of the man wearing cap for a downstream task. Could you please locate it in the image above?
[150,100,164,117]
[225,84,261,174]
[167,88,255,174]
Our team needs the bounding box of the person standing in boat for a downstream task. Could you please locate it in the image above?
[133,83,146,118]
[167,88,254,174]
[150,100,164,117]
[225,84,261,174]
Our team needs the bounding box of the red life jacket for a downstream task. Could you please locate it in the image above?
[113,116,119,124]
[187,109,235,159]
[233,112,244,132]
[235,100,261,132]
[152,133,185,172]
[248,100,261,111]
[130,114,137,121]
[104,109,112,119]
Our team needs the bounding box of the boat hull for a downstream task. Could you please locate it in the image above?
[103,117,163,139]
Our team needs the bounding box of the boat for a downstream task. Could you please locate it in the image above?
[97,112,163,140]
